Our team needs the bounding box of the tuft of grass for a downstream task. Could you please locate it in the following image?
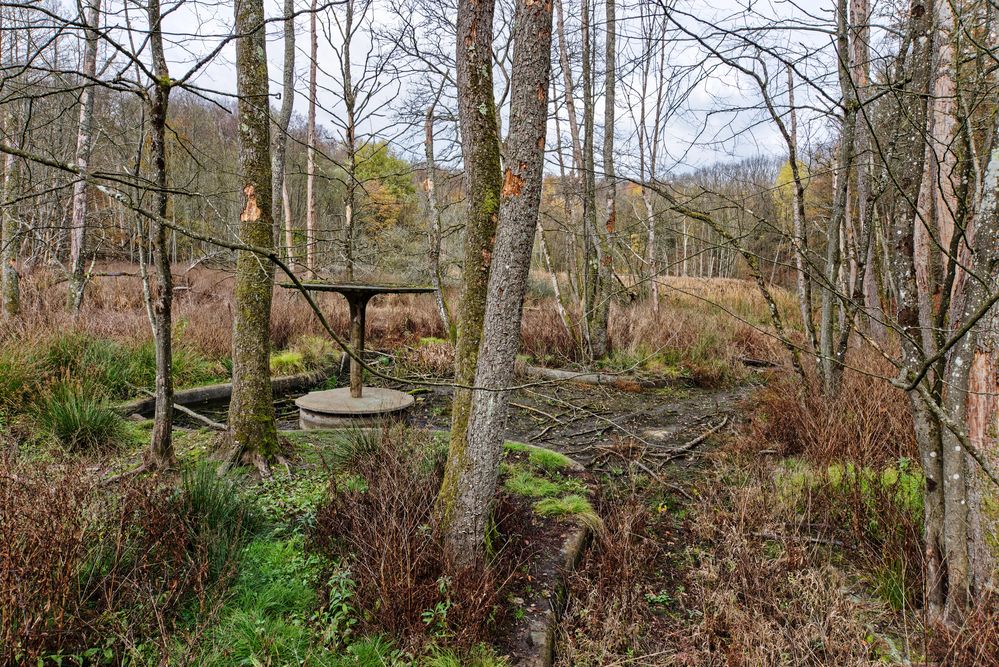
[0,353,38,415]
[504,441,575,472]
[535,494,595,517]
[35,382,123,452]
[422,643,509,667]
[504,469,562,498]
[270,349,305,375]
[529,447,574,472]
[534,494,603,532]
[181,463,259,578]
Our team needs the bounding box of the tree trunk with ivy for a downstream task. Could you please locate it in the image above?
[445,0,555,564]
[227,0,279,474]
[438,0,503,550]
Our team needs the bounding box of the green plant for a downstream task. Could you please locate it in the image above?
[270,349,305,375]
[36,382,123,452]
[504,469,561,497]
[180,463,259,578]
[421,576,454,639]
[317,567,358,647]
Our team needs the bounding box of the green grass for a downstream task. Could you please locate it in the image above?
[35,381,123,452]
[504,441,575,471]
[192,534,403,667]
[534,494,594,517]
[422,643,508,667]
[504,469,562,497]
[181,463,260,579]
[194,535,327,666]
[270,349,305,375]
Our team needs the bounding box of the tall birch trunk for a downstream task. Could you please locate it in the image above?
[340,0,357,280]
[424,88,453,339]
[272,0,296,260]
[305,0,318,274]
[68,0,100,311]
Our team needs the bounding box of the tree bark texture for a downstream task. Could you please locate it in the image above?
[68,0,100,311]
[272,0,296,259]
[444,0,554,564]
[439,0,503,547]
[229,0,279,470]
[147,0,175,468]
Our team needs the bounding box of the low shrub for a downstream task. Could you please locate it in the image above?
[0,456,255,664]
[557,495,662,666]
[748,351,916,466]
[35,381,123,452]
[312,429,522,649]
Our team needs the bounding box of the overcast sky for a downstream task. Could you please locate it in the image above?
[115,0,848,176]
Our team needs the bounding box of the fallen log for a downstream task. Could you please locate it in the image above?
[115,366,335,417]
[521,364,676,389]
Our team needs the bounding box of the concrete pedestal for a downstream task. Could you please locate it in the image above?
[295,386,415,429]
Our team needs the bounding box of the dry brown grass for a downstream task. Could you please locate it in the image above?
[746,349,916,466]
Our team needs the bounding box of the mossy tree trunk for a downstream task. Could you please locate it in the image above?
[146,0,174,468]
[444,0,555,566]
[228,0,279,474]
[438,0,503,550]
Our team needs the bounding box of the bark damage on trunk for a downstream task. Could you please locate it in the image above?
[442,0,554,565]
[226,0,279,475]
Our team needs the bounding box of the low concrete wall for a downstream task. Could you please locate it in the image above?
[115,367,335,417]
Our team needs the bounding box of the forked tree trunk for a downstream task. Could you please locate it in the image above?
[146,0,174,468]
[444,0,554,564]
[68,0,100,311]
[438,0,503,546]
[228,0,279,474]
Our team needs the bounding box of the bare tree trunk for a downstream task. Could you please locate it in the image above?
[586,0,614,359]
[272,0,296,260]
[146,0,174,468]
[305,0,318,275]
[227,0,279,475]
[424,86,453,340]
[580,0,599,358]
[444,0,553,564]
[341,1,358,280]
[1,148,19,317]
[818,0,858,394]
[786,65,818,357]
[67,0,100,311]
[438,0,503,543]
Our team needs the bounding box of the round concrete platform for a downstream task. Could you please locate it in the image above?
[295,387,415,429]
